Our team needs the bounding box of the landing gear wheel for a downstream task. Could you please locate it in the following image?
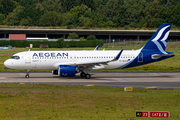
[25,70,30,78]
[85,74,91,79]
[25,75,29,78]
[80,72,86,78]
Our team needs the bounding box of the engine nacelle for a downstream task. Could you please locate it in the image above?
[58,65,76,77]
[52,70,58,75]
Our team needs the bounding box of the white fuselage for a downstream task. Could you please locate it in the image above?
[4,50,141,70]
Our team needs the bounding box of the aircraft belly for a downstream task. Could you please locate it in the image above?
[31,60,55,70]
[105,62,126,69]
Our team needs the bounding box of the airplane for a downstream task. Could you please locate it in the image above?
[4,23,175,79]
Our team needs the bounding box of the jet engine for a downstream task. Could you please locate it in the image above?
[58,65,76,77]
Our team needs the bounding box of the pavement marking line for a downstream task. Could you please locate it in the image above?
[19,83,25,85]
[84,84,94,87]
[145,86,158,89]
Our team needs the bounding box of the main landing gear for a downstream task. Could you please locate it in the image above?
[80,72,91,79]
[25,70,30,78]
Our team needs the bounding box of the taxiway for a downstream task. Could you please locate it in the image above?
[0,72,180,89]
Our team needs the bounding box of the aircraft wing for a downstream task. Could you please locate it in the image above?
[69,49,123,66]
[53,50,123,69]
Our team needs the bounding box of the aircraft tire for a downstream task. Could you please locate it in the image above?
[85,74,91,79]
[25,75,29,78]
[80,72,86,77]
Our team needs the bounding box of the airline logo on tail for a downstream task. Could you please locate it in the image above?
[151,25,171,54]
[142,23,171,54]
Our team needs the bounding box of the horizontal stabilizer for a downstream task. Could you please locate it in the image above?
[152,53,174,59]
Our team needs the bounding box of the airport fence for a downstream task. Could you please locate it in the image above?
[102,39,180,51]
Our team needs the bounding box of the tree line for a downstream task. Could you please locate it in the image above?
[0,0,180,29]
[0,38,103,48]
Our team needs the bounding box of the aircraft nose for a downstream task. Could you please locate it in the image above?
[4,60,10,68]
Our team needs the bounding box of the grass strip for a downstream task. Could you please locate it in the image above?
[0,83,179,119]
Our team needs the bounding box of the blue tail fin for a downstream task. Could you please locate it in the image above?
[142,23,171,54]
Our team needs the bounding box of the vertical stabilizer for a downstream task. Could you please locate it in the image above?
[142,23,171,54]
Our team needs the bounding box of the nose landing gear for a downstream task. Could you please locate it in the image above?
[25,70,30,78]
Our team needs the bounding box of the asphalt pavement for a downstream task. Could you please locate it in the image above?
[0,72,180,89]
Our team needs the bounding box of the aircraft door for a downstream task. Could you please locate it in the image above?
[138,52,143,62]
[25,53,31,64]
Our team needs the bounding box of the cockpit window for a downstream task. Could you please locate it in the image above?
[10,56,20,60]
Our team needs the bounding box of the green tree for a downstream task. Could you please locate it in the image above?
[0,0,17,15]
[39,11,62,26]
[68,32,79,39]
[3,6,24,25]
[14,0,35,7]
[99,0,120,21]
[96,0,126,27]
[170,4,180,26]
[143,0,162,27]
[70,6,83,17]
[61,13,74,26]
[57,37,64,48]
[80,37,86,41]
[63,0,76,12]
[86,35,96,40]
[112,6,127,27]
[125,0,147,27]
[42,0,62,13]
[18,5,44,26]
[0,13,5,25]
[65,5,91,27]
[19,19,30,26]
[79,16,92,27]
[76,0,97,10]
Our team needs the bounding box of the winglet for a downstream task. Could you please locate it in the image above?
[115,49,123,60]
[111,49,123,61]
[94,45,100,51]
